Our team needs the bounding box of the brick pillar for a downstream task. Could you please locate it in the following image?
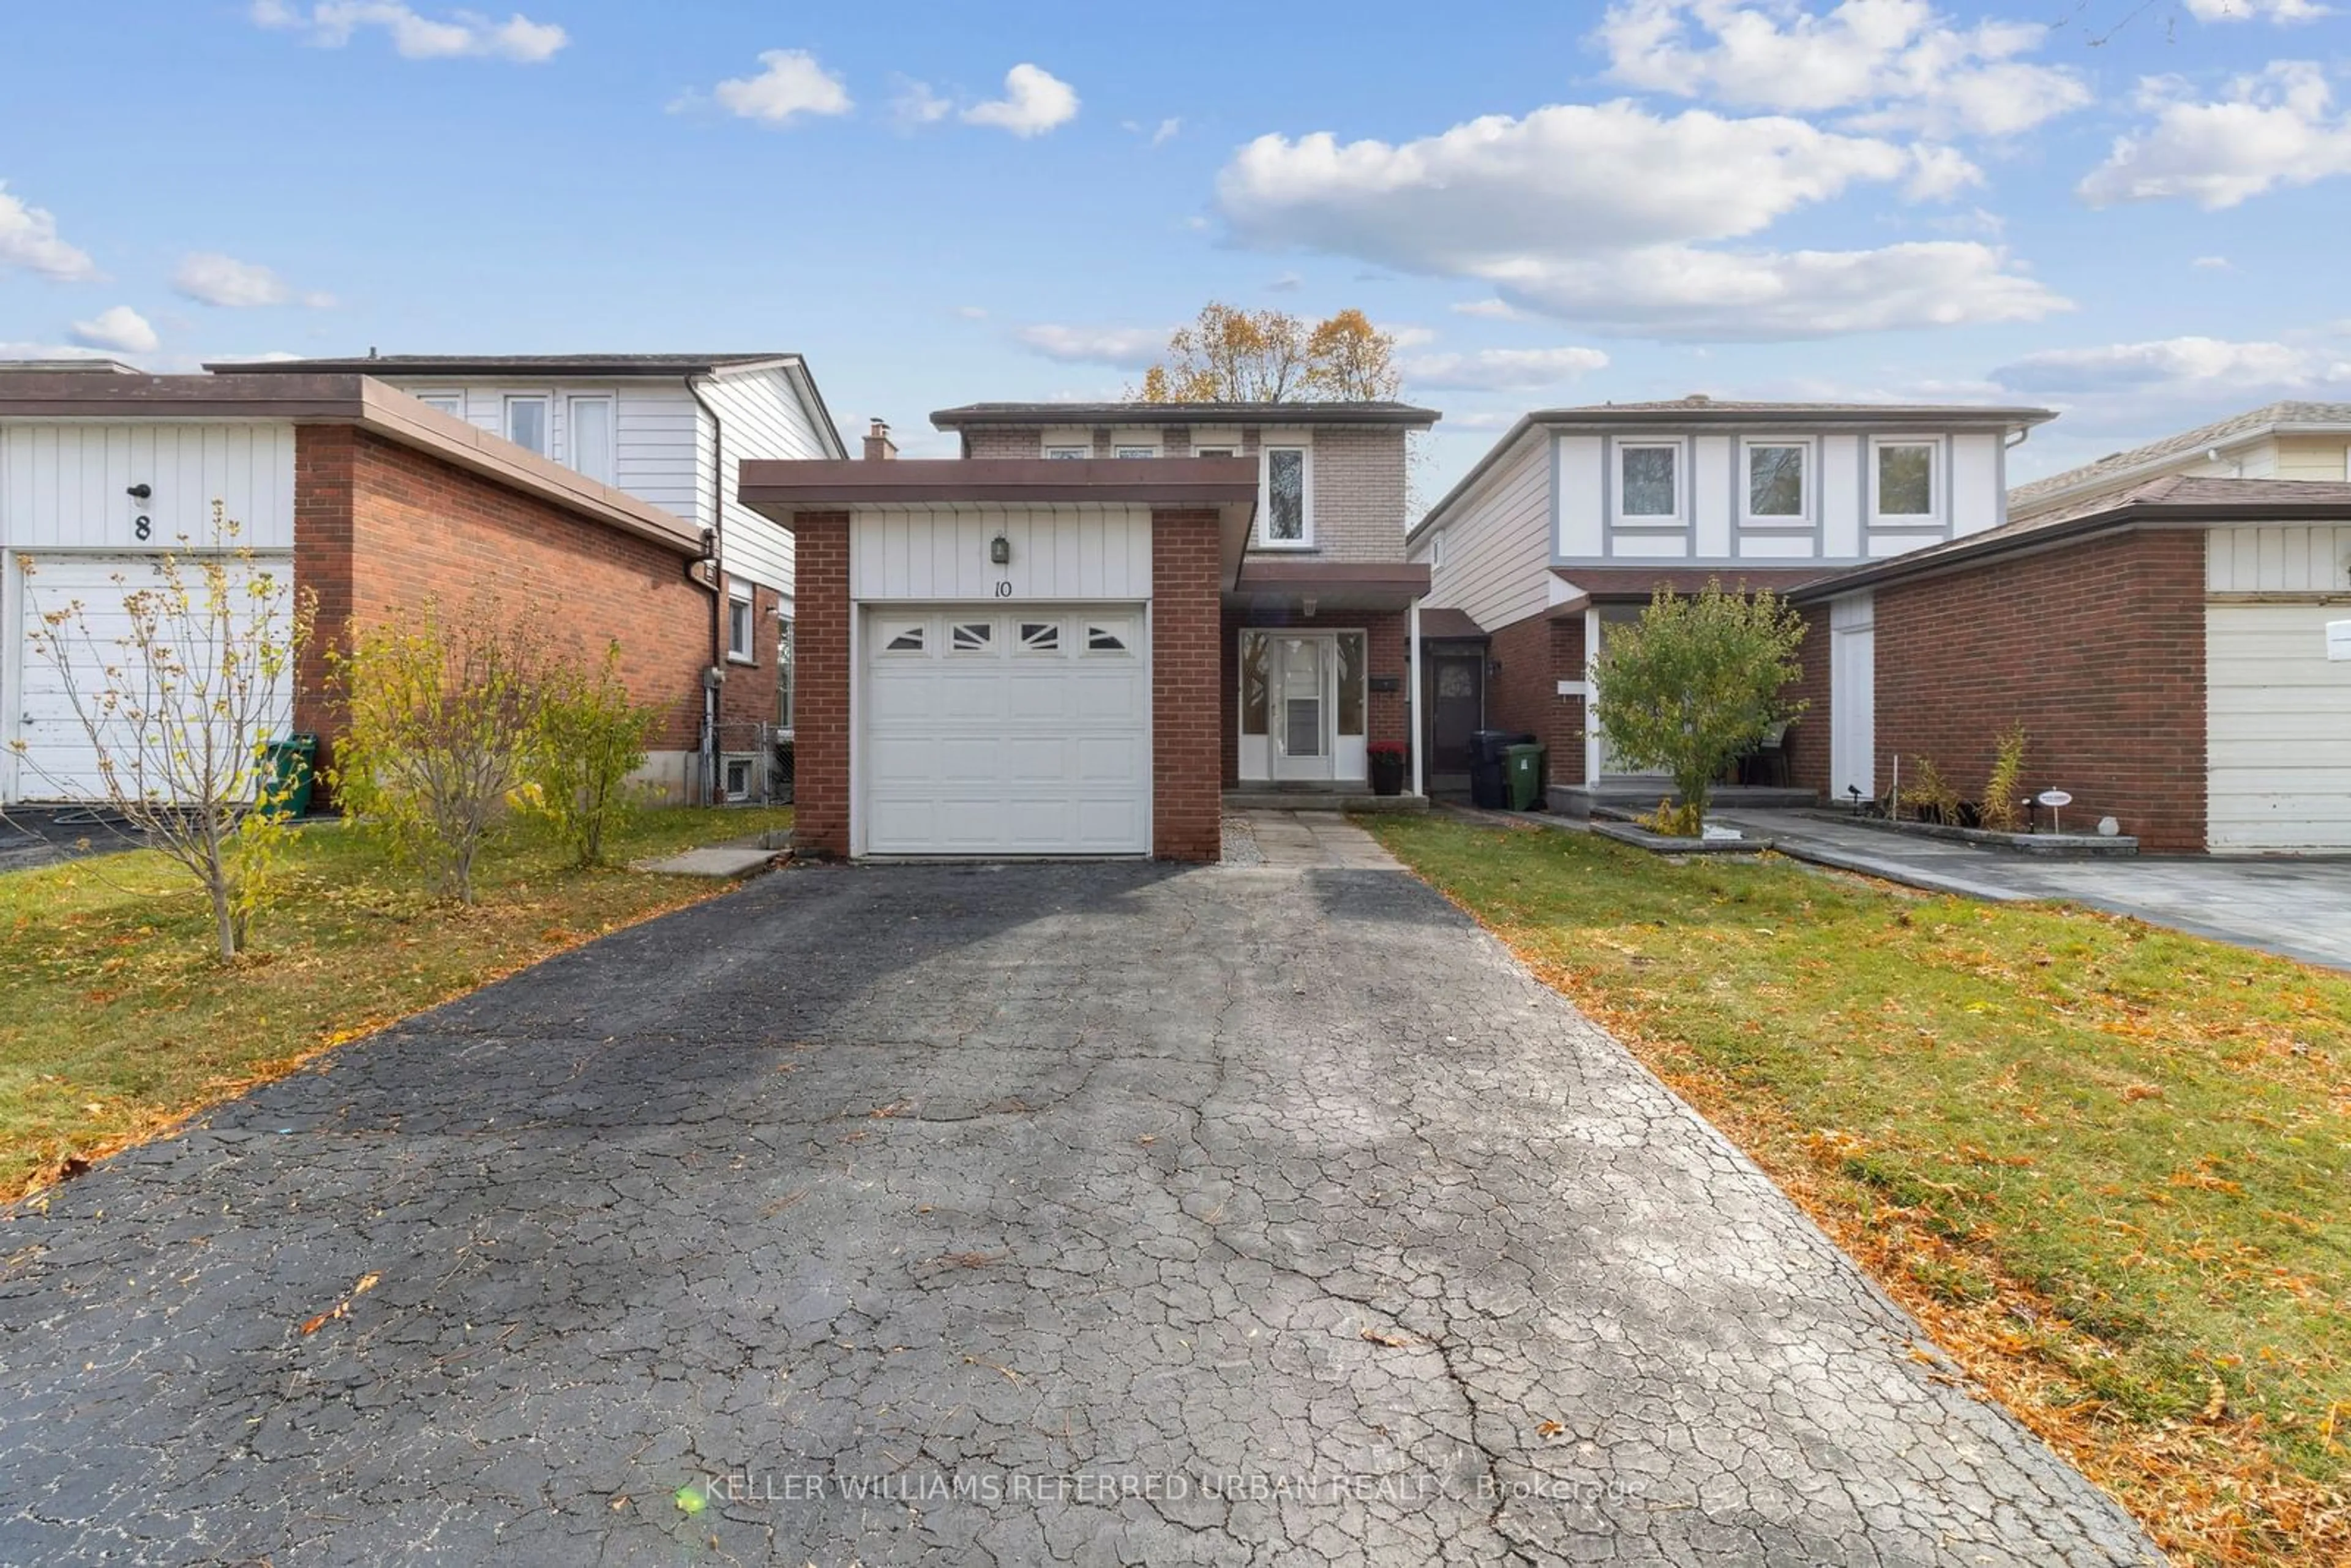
[1150,508,1222,861]
[792,512,852,858]
[290,425,358,794]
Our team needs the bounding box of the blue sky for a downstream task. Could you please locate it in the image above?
[2,1,2346,497]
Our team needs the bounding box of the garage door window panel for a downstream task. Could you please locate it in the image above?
[950,620,995,655]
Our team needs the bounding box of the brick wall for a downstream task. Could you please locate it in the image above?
[716,576,784,738]
[1220,607,1411,784]
[964,429,1037,460]
[1483,612,1587,787]
[293,426,710,789]
[787,512,853,858]
[1306,426,1411,563]
[1785,607,1832,798]
[1152,508,1223,860]
[1870,529,2207,851]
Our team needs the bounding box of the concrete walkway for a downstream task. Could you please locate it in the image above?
[1228,809,1404,869]
[0,860,2156,1566]
[1713,809,2351,972]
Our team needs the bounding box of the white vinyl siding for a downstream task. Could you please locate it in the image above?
[2206,524,2351,593]
[367,378,703,520]
[1422,431,1553,634]
[697,366,834,602]
[850,506,1152,602]
[0,423,296,549]
[2207,601,2351,850]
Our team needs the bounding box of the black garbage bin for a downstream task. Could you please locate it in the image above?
[1469,729,1535,809]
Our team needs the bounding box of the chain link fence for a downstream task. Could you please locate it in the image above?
[710,721,793,806]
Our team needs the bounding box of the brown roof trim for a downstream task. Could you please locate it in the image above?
[1793,491,2351,601]
[738,456,1261,508]
[206,353,800,379]
[1235,560,1432,595]
[1530,402,2055,426]
[0,372,705,556]
[1417,606,1487,640]
[932,401,1441,430]
[1553,566,1832,602]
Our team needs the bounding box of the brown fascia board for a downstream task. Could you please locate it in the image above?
[1790,496,2351,602]
[204,354,801,379]
[737,457,1263,513]
[1551,565,1832,607]
[931,402,1442,430]
[1234,561,1433,595]
[0,372,705,557]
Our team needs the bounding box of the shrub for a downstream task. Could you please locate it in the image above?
[1979,726,2029,833]
[1899,756,1962,825]
[328,599,555,904]
[11,505,312,961]
[526,642,660,868]
[1639,797,1705,839]
[1589,580,1809,827]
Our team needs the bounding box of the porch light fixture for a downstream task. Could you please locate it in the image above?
[989,533,1011,566]
[1302,596,1317,618]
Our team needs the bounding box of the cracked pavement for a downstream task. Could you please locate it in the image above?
[0,860,2163,1565]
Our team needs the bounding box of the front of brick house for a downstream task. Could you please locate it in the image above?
[746,400,1438,862]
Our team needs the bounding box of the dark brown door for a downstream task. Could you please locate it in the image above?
[1426,649,1484,776]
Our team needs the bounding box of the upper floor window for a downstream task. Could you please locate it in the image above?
[1114,435,1160,459]
[1744,439,1810,523]
[1193,445,1237,459]
[568,396,615,485]
[1429,529,1445,568]
[1873,438,1937,520]
[504,395,549,456]
[1619,443,1681,520]
[1262,445,1311,546]
[415,392,463,417]
[1043,444,1090,460]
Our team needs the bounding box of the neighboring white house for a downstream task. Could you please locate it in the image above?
[1408,396,2055,803]
[209,353,846,622]
[2009,400,2351,521]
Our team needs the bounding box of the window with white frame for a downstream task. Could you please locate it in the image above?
[1112,436,1160,458]
[414,392,464,416]
[1430,529,1445,568]
[1743,438,1810,523]
[775,615,793,730]
[1043,444,1090,459]
[1618,442,1682,520]
[1872,438,1938,521]
[504,395,550,456]
[727,593,756,662]
[1262,445,1310,546]
[1193,444,1237,459]
[568,395,615,485]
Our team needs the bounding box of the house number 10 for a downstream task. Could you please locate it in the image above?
[994,580,1013,598]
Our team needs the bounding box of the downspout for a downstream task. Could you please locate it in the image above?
[686,373,727,805]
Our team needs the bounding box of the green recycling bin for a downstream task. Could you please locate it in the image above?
[258,733,318,820]
[1504,742,1546,812]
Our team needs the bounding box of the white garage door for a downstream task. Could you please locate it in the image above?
[12,552,294,803]
[2208,602,2351,852]
[862,604,1149,856]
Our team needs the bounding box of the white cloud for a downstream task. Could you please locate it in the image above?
[963,64,1079,137]
[686,49,853,126]
[172,251,332,309]
[1382,324,1441,348]
[70,306,159,354]
[1013,324,1169,367]
[1993,334,2350,397]
[1904,143,1984,199]
[1214,102,2067,339]
[890,75,951,129]
[1450,298,1524,320]
[251,1,565,62]
[1267,271,1304,293]
[1404,345,1610,390]
[2078,62,2351,209]
[1597,0,2092,138]
[2181,0,2330,22]
[955,305,989,320]
[2192,254,2234,269]
[1150,116,1180,147]
[0,183,98,282]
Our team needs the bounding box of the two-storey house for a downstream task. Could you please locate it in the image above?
[736,399,1439,863]
[2008,401,2351,520]
[210,353,847,799]
[1409,396,2052,809]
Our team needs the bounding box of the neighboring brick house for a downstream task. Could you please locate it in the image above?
[1790,476,2351,853]
[740,399,1438,863]
[1410,396,2055,808]
[0,368,724,805]
[210,352,847,802]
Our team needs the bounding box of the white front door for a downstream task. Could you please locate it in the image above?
[1273,635,1333,781]
[860,605,1150,856]
[1831,621,1877,804]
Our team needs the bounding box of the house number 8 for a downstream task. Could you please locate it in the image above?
[133,515,152,541]
[994,580,1012,598]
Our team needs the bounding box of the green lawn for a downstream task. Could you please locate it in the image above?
[0,806,790,1201]
[1365,813,2349,1566]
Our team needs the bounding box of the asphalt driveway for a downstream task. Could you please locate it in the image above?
[0,857,2159,1566]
